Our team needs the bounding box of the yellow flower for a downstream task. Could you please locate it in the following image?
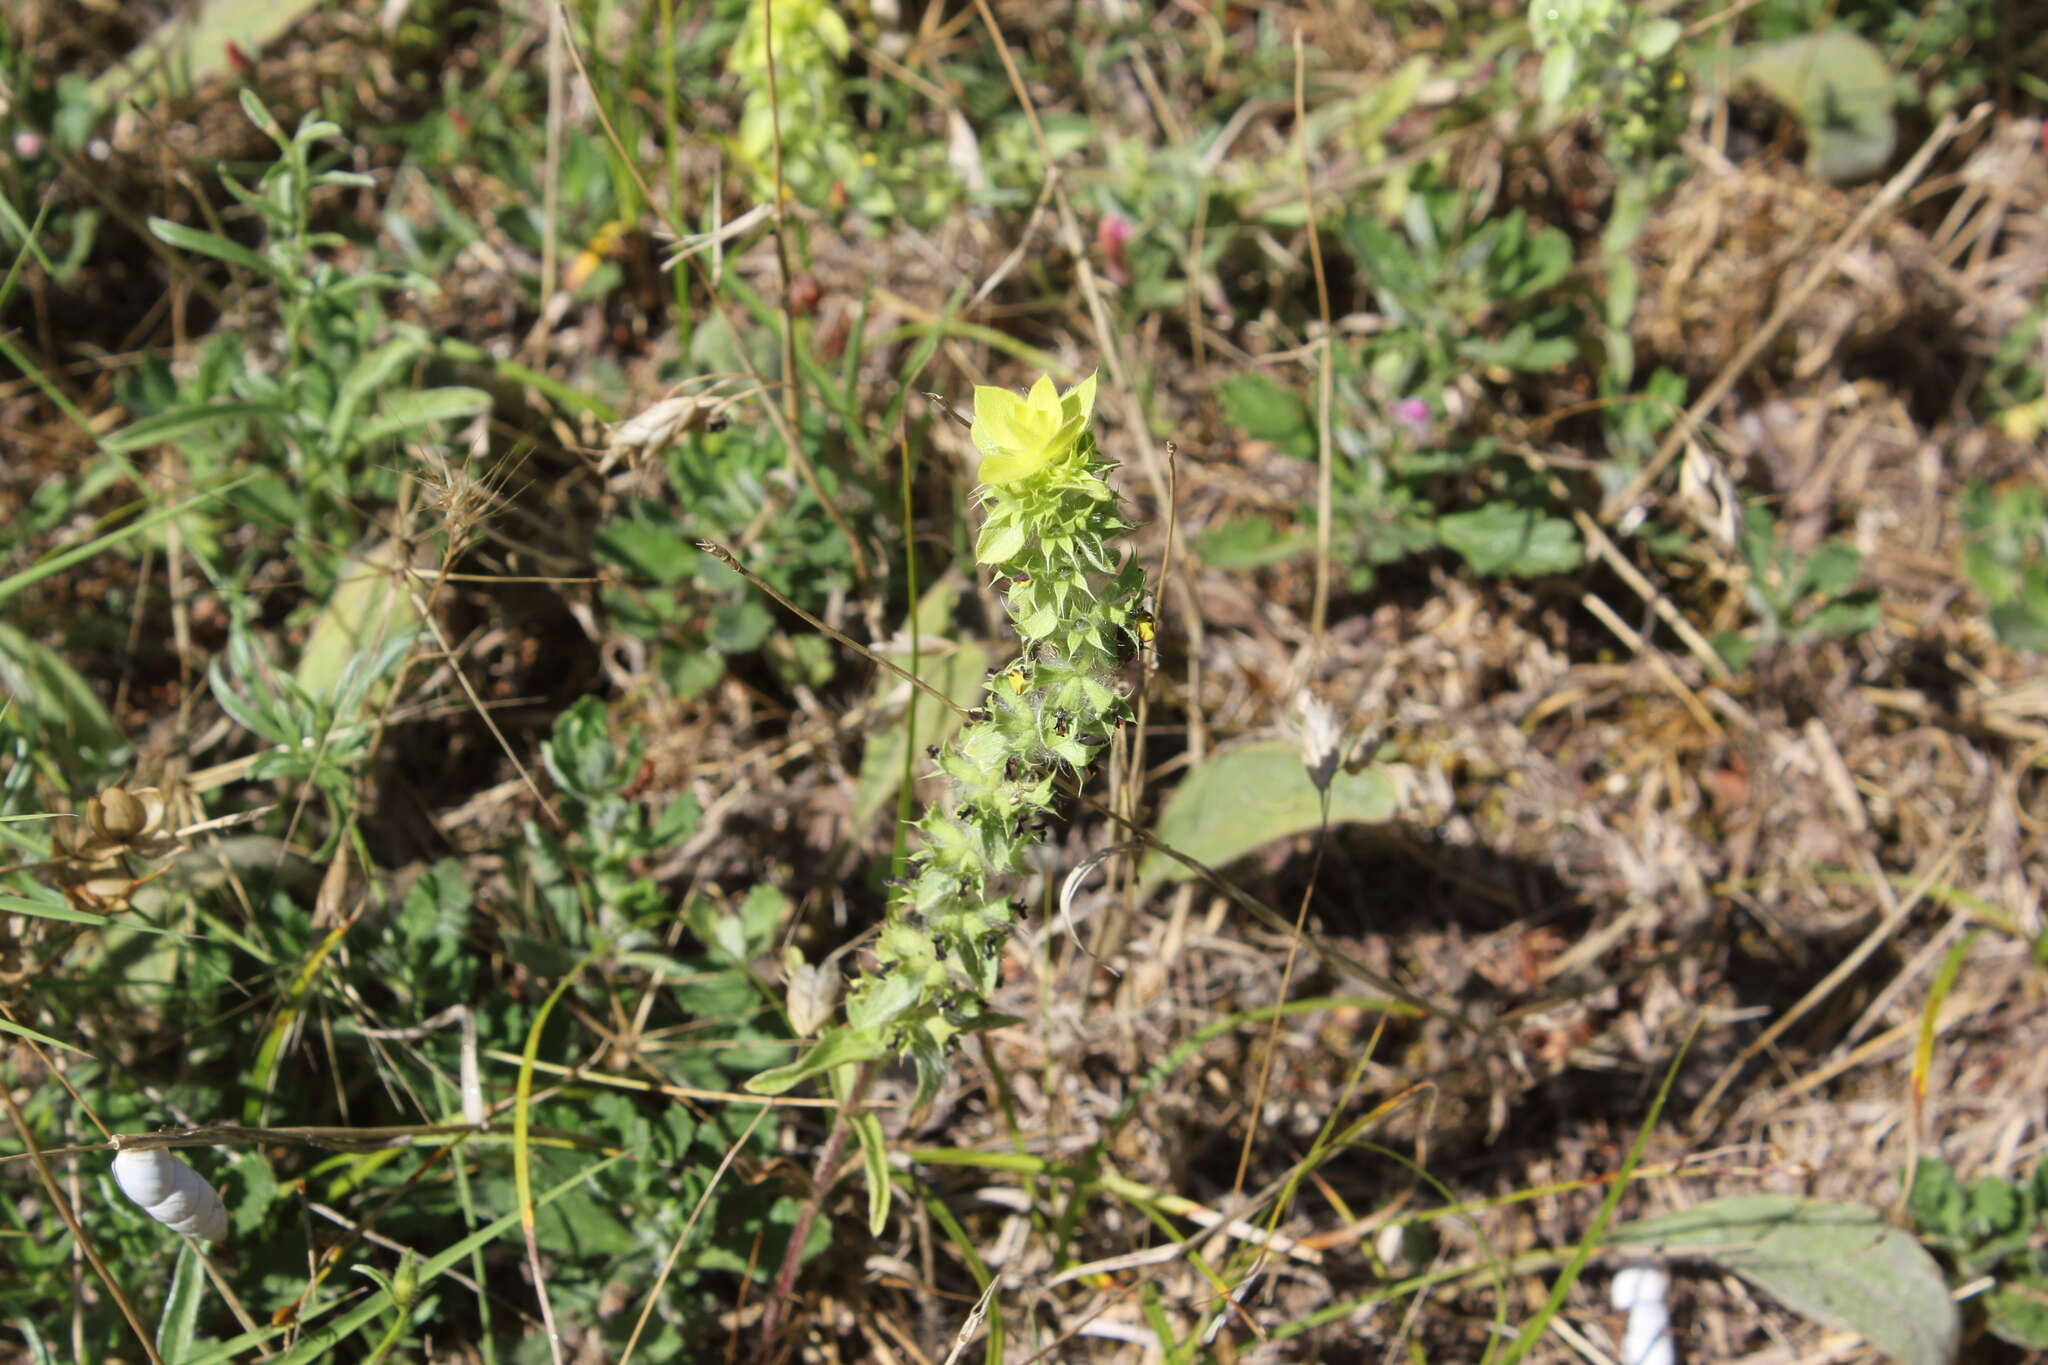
[1996,397,2048,444]
[971,372,1098,486]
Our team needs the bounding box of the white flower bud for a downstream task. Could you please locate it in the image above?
[112,1145,228,1242]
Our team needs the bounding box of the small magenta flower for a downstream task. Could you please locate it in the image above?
[12,131,44,160]
[1390,397,1431,438]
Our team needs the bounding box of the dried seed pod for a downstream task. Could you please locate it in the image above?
[111,1145,228,1242]
[602,393,740,472]
[64,785,172,863]
[90,787,148,842]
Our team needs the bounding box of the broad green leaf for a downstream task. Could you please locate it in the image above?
[1795,539,1862,599]
[1989,599,2048,653]
[707,598,775,654]
[747,1024,888,1095]
[1539,44,1578,110]
[1216,373,1315,459]
[1339,214,1429,321]
[594,518,698,585]
[155,1242,205,1364]
[294,539,422,697]
[1906,1157,1967,1242]
[1193,517,1314,571]
[1610,1195,1959,1365]
[1138,740,1396,898]
[351,387,490,449]
[1987,1276,2048,1349]
[1507,227,1573,299]
[1728,31,1896,183]
[1437,503,1582,577]
[1632,17,1682,60]
[91,0,326,108]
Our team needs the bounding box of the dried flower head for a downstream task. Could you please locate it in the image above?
[782,947,842,1039]
[1295,693,1344,794]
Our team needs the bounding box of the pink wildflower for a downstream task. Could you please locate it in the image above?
[1097,213,1133,285]
[1390,397,1431,437]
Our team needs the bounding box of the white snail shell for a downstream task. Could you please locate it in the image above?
[111,1146,228,1242]
[1610,1264,1676,1365]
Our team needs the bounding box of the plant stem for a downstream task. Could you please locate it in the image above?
[758,1060,876,1348]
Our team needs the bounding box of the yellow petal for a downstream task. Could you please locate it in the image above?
[1027,374,1059,416]
[1061,371,1098,426]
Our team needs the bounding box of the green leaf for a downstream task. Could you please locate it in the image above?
[1728,30,1896,183]
[1962,539,2022,603]
[594,518,698,585]
[351,387,490,449]
[2,887,184,938]
[1632,17,1682,60]
[851,1111,891,1237]
[1216,373,1315,459]
[325,337,428,452]
[1138,740,1396,898]
[1539,44,1578,111]
[1906,1157,1967,1242]
[1795,539,1862,599]
[1436,503,1582,577]
[1714,629,1757,672]
[1193,517,1314,570]
[155,1242,206,1364]
[102,401,286,454]
[747,1025,888,1095]
[1352,57,1432,151]
[1340,214,1430,321]
[1610,1195,1959,1365]
[1971,1175,2023,1238]
[1802,591,1881,640]
[0,1013,91,1057]
[975,518,1027,566]
[147,219,277,279]
[294,539,421,697]
[1990,600,2048,653]
[708,598,775,654]
[1987,1276,2048,1349]
[92,0,326,109]
[1508,227,1574,300]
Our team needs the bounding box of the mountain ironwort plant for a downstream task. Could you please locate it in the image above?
[750,372,1150,1102]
